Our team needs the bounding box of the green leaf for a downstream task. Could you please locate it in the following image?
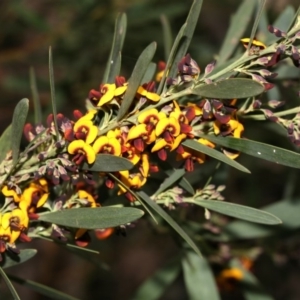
[8,274,79,300]
[137,191,201,257]
[0,267,20,300]
[155,168,186,196]
[141,62,157,84]
[0,124,12,162]
[199,134,300,169]
[167,0,203,81]
[182,139,250,173]
[117,42,157,121]
[218,0,256,65]
[182,252,220,300]
[81,154,133,172]
[38,207,144,229]
[193,78,264,99]
[29,67,42,125]
[131,256,181,300]
[176,175,195,195]
[223,199,300,240]
[1,249,37,269]
[157,23,186,94]
[11,98,29,164]
[49,46,59,141]
[230,259,274,300]
[273,6,295,33]
[246,0,266,54]
[195,199,282,225]
[103,13,127,83]
[160,15,173,61]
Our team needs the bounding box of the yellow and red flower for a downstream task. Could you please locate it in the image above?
[137,81,160,102]
[20,178,50,211]
[73,118,98,145]
[77,190,98,208]
[177,138,215,172]
[93,136,121,156]
[68,139,96,164]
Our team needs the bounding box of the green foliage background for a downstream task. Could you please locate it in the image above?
[0,0,300,299]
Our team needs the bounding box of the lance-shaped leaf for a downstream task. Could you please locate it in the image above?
[223,199,300,240]
[1,249,37,269]
[193,78,264,99]
[199,134,300,169]
[141,62,157,84]
[167,0,203,81]
[38,207,144,229]
[182,139,250,173]
[182,252,221,300]
[137,191,201,257]
[11,98,29,164]
[157,23,186,94]
[154,168,186,196]
[218,0,256,65]
[160,15,173,61]
[103,13,127,83]
[194,199,281,225]
[0,124,12,162]
[49,47,59,140]
[0,267,20,300]
[117,42,157,121]
[131,256,181,300]
[29,67,42,125]
[81,154,133,172]
[9,274,79,300]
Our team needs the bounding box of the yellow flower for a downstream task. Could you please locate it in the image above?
[240,37,266,50]
[73,119,98,145]
[68,139,96,164]
[97,83,116,106]
[20,178,49,210]
[137,81,160,102]
[77,190,98,208]
[155,117,181,142]
[93,136,121,156]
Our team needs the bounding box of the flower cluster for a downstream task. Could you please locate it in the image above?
[2,24,299,256]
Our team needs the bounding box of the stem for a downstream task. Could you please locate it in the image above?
[242,106,300,120]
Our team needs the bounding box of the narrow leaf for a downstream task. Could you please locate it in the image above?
[199,134,300,169]
[167,0,203,80]
[38,207,144,229]
[0,124,12,162]
[8,274,79,300]
[160,15,173,61]
[81,154,133,172]
[182,139,250,173]
[195,199,282,225]
[11,98,29,164]
[131,256,181,300]
[137,191,201,257]
[141,62,157,84]
[117,42,157,121]
[49,46,59,140]
[0,267,20,300]
[182,252,220,300]
[224,198,300,240]
[1,249,37,269]
[103,13,127,83]
[157,23,186,94]
[155,168,186,196]
[218,0,256,64]
[246,0,266,54]
[29,67,42,125]
[193,78,264,99]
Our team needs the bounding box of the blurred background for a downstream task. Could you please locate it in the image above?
[1,0,300,299]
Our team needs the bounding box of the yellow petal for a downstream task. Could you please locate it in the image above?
[68,140,85,155]
[114,85,127,96]
[146,92,160,102]
[155,118,169,137]
[127,124,147,141]
[151,139,168,152]
[83,143,96,164]
[98,84,116,106]
[137,109,159,124]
